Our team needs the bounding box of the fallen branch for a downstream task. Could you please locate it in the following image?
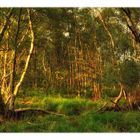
[137,105,140,111]
[95,102,108,113]
[110,100,122,111]
[14,108,67,119]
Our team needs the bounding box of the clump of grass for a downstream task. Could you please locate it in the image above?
[0,120,29,132]
[43,97,98,116]
[57,100,83,115]
[77,111,140,132]
[77,111,118,132]
[0,115,75,132]
[18,88,47,97]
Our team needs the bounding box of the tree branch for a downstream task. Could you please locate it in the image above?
[0,8,13,43]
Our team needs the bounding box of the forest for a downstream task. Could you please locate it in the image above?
[0,8,140,132]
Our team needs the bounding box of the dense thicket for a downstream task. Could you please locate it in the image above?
[0,8,140,115]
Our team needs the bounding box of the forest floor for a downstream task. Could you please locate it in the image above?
[0,89,140,132]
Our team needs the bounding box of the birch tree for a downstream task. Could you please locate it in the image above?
[0,8,35,116]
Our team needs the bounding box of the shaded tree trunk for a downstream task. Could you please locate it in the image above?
[93,82,101,100]
[0,94,5,115]
[0,9,13,43]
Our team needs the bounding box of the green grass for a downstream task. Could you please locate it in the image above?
[16,90,105,116]
[0,89,140,132]
[77,111,140,132]
[1,111,140,132]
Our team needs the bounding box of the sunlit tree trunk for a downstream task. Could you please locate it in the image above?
[92,22,102,100]
[0,9,35,117]
[13,9,35,96]
[6,9,22,114]
[96,9,115,49]
[113,84,124,107]
[113,83,131,109]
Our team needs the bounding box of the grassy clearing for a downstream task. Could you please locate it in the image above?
[1,111,140,132]
[0,89,140,132]
[15,89,105,116]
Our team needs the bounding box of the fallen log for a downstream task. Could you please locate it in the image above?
[3,108,67,120]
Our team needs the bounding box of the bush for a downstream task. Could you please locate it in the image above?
[80,87,93,98]
[120,59,140,90]
[57,100,83,115]
[102,88,119,98]
[43,97,60,112]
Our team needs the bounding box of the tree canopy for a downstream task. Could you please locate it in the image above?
[0,8,140,117]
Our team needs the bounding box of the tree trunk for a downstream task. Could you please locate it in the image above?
[0,9,35,118]
[93,82,101,100]
[13,9,35,96]
[0,94,5,115]
[5,94,15,118]
[113,83,125,108]
[127,93,133,110]
[0,9,13,43]
[96,9,115,49]
[113,88,123,108]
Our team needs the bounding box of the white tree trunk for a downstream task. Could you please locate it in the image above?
[13,9,35,96]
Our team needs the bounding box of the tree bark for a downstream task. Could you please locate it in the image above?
[113,84,124,108]
[0,94,5,115]
[13,9,35,96]
[0,9,35,117]
[96,9,115,49]
[121,8,140,43]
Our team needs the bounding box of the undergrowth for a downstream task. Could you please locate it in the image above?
[0,89,140,132]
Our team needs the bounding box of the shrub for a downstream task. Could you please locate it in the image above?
[120,59,140,90]
[57,100,83,115]
[102,88,119,98]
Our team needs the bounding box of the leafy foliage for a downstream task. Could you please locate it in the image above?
[120,59,140,89]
